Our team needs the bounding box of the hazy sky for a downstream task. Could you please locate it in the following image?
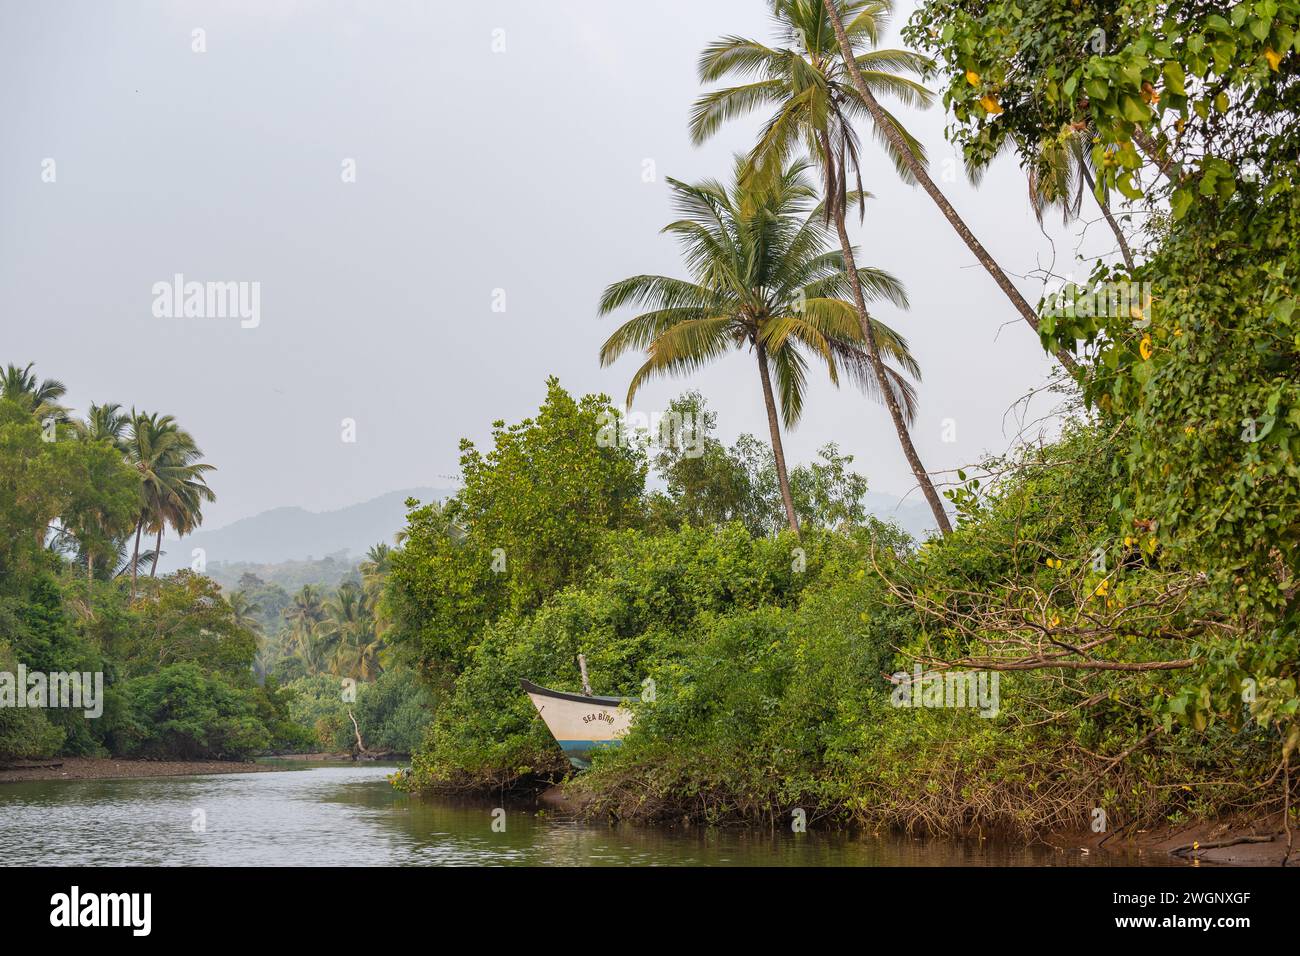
[2,0,1106,532]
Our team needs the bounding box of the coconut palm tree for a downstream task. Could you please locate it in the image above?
[227,590,262,632]
[359,543,392,602]
[122,411,216,593]
[57,403,136,586]
[149,467,215,579]
[1,362,68,424]
[813,0,1078,371]
[359,542,394,638]
[317,582,383,680]
[228,590,269,678]
[599,158,920,536]
[691,4,953,531]
[285,585,327,671]
[74,402,130,448]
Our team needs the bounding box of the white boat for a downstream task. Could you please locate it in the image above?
[520,679,634,768]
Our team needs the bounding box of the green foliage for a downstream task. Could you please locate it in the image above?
[903,0,1300,779]
[252,676,317,753]
[387,379,645,677]
[1044,183,1300,746]
[454,378,646,608]
[283,674,351,748]
[0,400,138,588]
[0,364,314,763]
[407,522,835,789]
[107,664,269,760]
[283,669,433,754]
[647,393,877,537]
[0,639,65,761]
[207,557,360,595]
[124,572,259,677]
[905,0,1300,205]
[616,537,909,777]
[597,158,919,428]
[350,669,435,754]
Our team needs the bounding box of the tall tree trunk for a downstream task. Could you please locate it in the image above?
[151,525,163,577]
[1131,127,1175,182]
[130,520,143,599]
[1081,164,1136,271]
[825,177,954,535]
[821,0,1078,374]
[755,343,802,538]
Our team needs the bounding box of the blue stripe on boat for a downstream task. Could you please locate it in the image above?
[556,739,623,754]
[557,738,623,769]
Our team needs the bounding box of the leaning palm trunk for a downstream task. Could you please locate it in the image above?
[1080,164,1136,272]
[756,343,802,537]
[151,525,163,577]
[130,521,143,598]
[821,0,1077,374]
[1131,127,1175,182]
[827,192,953,535]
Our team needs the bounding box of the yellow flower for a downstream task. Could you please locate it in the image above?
[1265,48,1282,71]
[979,94,1003,115]
[965,70,981,86]
[1184,425,1195,435]
[1049,615,1060,628]
[1139,335,1153,360]
[1094,579,1110,597]
[1124,536,1135,548]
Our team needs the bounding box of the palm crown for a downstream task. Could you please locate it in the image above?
[1,362,68,423]
[691,0,933,214]
[125,411,216,586]
[598,157,920,429]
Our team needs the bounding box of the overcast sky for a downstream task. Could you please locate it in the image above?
[2,0,1109,532]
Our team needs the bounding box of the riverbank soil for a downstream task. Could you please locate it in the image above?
[0,757,272,785]
[1049,818,1299,865]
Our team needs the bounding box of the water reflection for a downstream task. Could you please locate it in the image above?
[0,764,1181,867]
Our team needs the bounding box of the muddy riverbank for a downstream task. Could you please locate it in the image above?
[0,757,272,785]
[1048,818,1299,866]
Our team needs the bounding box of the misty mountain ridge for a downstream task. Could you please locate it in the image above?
[158,487,452,572]
[160,485,938,574]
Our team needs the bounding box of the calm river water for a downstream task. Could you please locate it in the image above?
[0,762,1183,866]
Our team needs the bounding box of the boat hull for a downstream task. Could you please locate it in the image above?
[520,679,634,768]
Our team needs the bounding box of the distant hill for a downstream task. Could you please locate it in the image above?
[159,484,938,576]
[158,487,453,572]
[863,491,942,542]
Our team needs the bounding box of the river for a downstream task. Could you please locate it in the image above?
[0,762,1185,866]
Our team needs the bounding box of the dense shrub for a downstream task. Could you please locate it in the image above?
[406,522,874,789]
[108,664,269,760]
[0,640,65,761]
[284,669,433,755]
